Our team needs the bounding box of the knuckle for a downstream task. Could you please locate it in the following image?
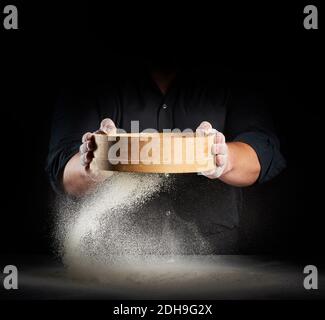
[82,132,92,143]
[216,155,225,166]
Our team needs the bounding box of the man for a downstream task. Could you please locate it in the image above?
[46,63,286,253]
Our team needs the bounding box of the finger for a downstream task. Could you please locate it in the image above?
[215,131,225,144]
[82,132,93,143]
[196,121,212,135]
[199,167,223,179]
[100,118,117,134]
[215,154,226,167]
[79,142,88,154]
[197,122,217,138]
[86,139,96,151]
[211,143,227,155]
[80,151,94,167]
[80,136,97,155]
[197,121,212,130]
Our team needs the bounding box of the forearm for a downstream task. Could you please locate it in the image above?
[219,142,261,187]
[62,152,99,197]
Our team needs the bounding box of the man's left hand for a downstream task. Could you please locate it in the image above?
[196,121,231,179]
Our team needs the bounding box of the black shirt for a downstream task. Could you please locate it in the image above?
[46,68,286,248]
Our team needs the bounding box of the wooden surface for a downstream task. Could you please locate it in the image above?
[91,132,216,173]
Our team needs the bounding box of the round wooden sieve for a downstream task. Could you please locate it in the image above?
[90,132,216,173]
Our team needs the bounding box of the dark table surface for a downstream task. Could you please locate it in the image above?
[0,254,324,300]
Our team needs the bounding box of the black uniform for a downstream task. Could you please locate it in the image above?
[46,68,286,253]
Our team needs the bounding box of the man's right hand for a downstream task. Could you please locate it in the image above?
[63,118,116,196]
[80,118,117,173]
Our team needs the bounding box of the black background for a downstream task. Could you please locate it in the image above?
[0,1,323,258]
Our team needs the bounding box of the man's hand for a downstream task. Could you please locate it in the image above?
[196,121,261,186]
[196,121,231,179]
[63,118,116,196]
[79,118,117,180]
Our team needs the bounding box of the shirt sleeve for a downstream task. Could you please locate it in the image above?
[45,89,101,193]
[224,87,286,183]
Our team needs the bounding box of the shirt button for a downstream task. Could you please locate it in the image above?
[162,104,168,109]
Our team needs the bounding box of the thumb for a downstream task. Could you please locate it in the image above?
[196,121,216,136]
[99,118,117,134]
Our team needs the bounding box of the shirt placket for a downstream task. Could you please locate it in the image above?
[157,99,173,131]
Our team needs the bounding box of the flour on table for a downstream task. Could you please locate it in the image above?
[54,172,211,281]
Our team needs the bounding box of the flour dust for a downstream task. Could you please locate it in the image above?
[54,172,211,282]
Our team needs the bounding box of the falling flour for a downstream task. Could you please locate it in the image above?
[54,172,211,284]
